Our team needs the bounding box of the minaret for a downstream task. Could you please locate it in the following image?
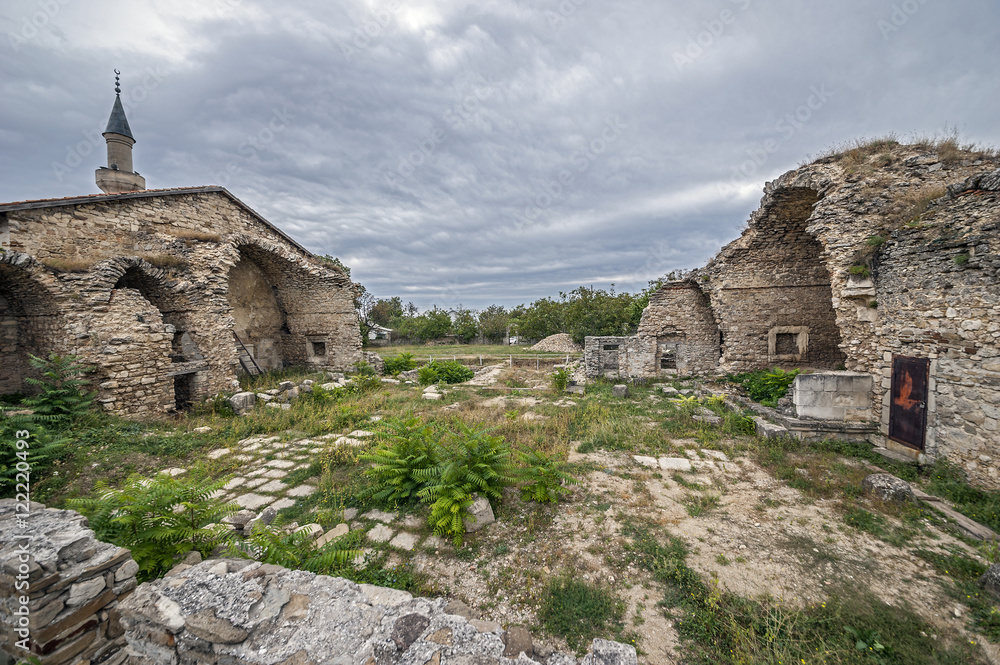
[95,70,146,193]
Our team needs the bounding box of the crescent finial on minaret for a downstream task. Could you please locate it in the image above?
[114,69,121,95]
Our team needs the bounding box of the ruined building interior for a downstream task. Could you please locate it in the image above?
[587,149,1000,488]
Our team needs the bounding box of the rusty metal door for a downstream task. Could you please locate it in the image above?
[889,356,930,450]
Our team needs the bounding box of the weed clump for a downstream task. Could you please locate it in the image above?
[539,577,626,653]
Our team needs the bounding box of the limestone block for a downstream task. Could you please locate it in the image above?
[316,524,349,548]
[503,625,534,658]
[612,384,630,398]
[980,564,1000,601]
[659,457,693,472]
[862,474,914,503]
[465,494,495,533]
[796,405,847,421]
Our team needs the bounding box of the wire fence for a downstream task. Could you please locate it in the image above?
[420,353,581,369]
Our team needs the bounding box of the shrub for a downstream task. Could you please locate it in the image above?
[418,360,474,385]
[517,448,579,503]
[21,354,95,423]
[417,422,514,545]
[362,418,440,505]
[383,352,416,375]
[725,367,800,407]
[550,367,570,393]
[69,473,239,581]
[234,523,361,573]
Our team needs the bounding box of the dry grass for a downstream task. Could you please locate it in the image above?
[884,184,948,227]
[167,229,222,243]
[41,257,91,273]
[141,254,189,270]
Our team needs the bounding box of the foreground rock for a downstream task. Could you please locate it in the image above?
[862,473,915,503]
[980,563,1000,601]
[120,559,637,665]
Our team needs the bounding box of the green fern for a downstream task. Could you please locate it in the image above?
[233,524,362,573]
[416,422,514,545]
[361,417,440,505]
[21,354,95,422]
[69,473,239,581]
[0,422,70,498]
[517,449,579,503]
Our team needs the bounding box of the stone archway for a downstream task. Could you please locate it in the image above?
[226,240,358,373]
[0,258,62,395]
[706,187,846,371]
[227,247,291,372]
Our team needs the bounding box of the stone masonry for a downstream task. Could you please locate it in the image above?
[0,500,139,665]
[0,187,363,416]
[622,145,1000,487]
[2,503,638,665]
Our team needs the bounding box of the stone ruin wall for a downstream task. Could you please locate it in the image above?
[869,180,1000,486]
[1,501,139,665]
[635,281,720,377]
[631,147,999,486]
[0,190,363,416]
[699,187,846,372]
[1,502,636,665]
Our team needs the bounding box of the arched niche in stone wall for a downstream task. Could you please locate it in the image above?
[0,258,63,395]
[706,187,847,371]
[227,244,292,372]
[226,239,358,372]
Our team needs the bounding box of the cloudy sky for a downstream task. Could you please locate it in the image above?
[2,0,998,311]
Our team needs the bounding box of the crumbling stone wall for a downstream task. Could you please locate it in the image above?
[0,500,138,665]
[699,188,846,371]
[0,188,363,416]
[0,258,67,394]
[636,281,720,376]
[3,504,637,665]
[584,336,631,379]
[634,146,999,486]
[868,173,1000,485]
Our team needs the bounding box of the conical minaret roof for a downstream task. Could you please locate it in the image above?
[104,70,134,140]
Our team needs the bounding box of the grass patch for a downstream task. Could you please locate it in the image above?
[539,576,626,653]
[621,521,986,664]
[684,492,721,517]
[166,229,222,243]
[41,257,91,273]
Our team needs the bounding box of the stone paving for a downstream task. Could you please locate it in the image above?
[161,428,448,554]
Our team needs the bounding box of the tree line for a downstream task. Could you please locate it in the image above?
[358,280,689,345]
[318,255,689,345]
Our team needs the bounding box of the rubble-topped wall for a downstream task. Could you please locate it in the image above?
[0,188,363,416]
[0,500,138,665]
[870,171,1000,485]
[2,503,638,665]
